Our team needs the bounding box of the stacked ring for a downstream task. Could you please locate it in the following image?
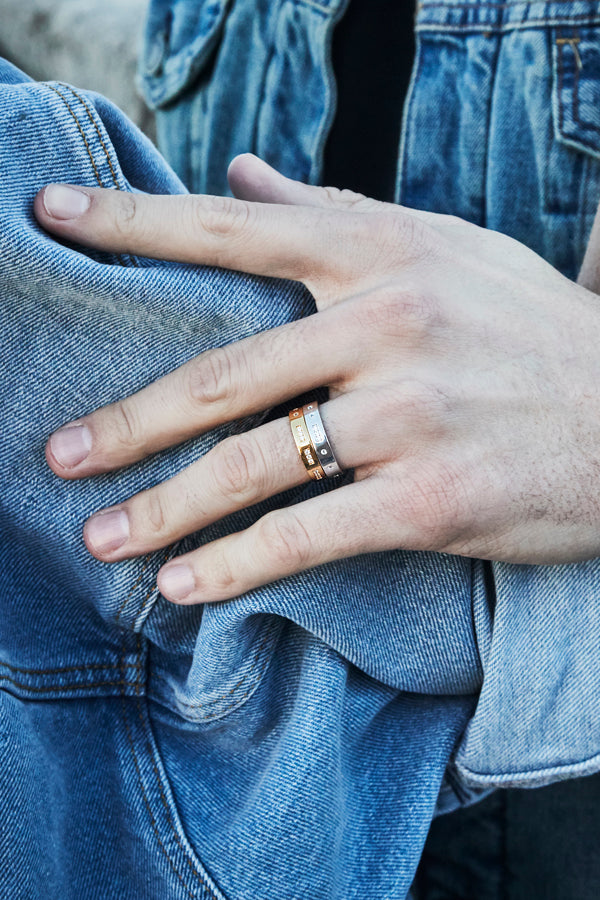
[288,401,343,480]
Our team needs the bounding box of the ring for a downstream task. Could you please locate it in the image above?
[288,406,325,480]
[288,401,343,480]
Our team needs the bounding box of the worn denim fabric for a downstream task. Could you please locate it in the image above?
[4,0,600,894]
[141,0,600,786]
[0,58,480,900]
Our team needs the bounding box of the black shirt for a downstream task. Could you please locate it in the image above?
[322,0,416,202]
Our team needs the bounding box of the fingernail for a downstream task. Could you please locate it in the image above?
[49,424,92,468]
[43,185,91,219]
[158,564,196,602]
[85,509,129,554]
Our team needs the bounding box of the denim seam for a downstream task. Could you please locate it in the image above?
[62,85,121,189]
[571,36,600,137]
[41,81,171,672]
[396,24,424,203]
[115,553,155,625]
[482,14,502,229]
[0,677,135,693]
[131,547,175,631]
[457,747,600,782]
[417,15,600,30]
[468,563,485,683]
[120,638,226,900]
[44,84,104,187]
[0,661,132,675]
[56,83,141,269]
[420,0,591,10]
[45,83,177,631]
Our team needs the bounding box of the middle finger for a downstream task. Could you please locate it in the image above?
[81,396,375,562]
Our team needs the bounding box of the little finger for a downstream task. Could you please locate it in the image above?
[156,479,391,604]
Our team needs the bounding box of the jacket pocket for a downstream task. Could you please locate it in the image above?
[141,0,231,109]
[553,25,600,160]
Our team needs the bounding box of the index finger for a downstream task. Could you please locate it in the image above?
[34,184,391,286]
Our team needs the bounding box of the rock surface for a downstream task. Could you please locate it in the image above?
[0,0,155,137]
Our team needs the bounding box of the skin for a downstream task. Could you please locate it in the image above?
[33,153,600,604]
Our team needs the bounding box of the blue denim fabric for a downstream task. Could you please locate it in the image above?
[141,0,600,790]
[5,0,600,894]
[0,59,480,899]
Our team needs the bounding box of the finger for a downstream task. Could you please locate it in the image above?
[80,392,393,563]
[82,417,304,560]
[155,478,395,604]
[45,308,352,478]
[227,153,375,209]
[227,153,439,224]
[33,182,402,286]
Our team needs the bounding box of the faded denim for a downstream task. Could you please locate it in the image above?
[0,60,476,900]
[2,0,600,896]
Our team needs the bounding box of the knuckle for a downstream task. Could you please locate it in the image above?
[323,185,372,210]
[109,398,143,451]
[141,489,169,538]
[352,287,440,340]
[186,346,235,407]
[393,380,452,435]
[212,435,261,500]
[112,192,138,238]
[371,210,437,266]
[190,194,252,240]
[258,511,313,571]
[209,543,239,593]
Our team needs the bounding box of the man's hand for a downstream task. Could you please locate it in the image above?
[33,154,600,604]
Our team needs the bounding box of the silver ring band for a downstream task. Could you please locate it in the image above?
[302,402,343,478]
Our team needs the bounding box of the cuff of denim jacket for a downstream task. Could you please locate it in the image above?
[454,559,600,789]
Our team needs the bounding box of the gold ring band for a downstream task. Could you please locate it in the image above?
[289,401,342,480]
[288,407,325,480]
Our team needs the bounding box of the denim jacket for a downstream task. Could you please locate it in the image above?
[3,1,600,896]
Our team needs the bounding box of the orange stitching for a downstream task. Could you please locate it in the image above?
[45,83,103,187]
[556,36,582,69]
[61,85,121,189]
[0,660,136,676]
[132,548,173,629]
[115,553,154,623]
[121,641,222,899]
[0,677,133,693]
[59,84,140,269]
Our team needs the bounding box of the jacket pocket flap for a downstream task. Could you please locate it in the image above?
[140,0,231,109]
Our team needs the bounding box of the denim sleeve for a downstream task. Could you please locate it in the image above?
[0,60,480,900]
[453,560,600,790]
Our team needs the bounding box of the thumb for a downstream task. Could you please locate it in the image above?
[227,153,374,210]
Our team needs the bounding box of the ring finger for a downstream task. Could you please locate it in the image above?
[82,393,377,565]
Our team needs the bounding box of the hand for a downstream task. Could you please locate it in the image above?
[34,155,600,604]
